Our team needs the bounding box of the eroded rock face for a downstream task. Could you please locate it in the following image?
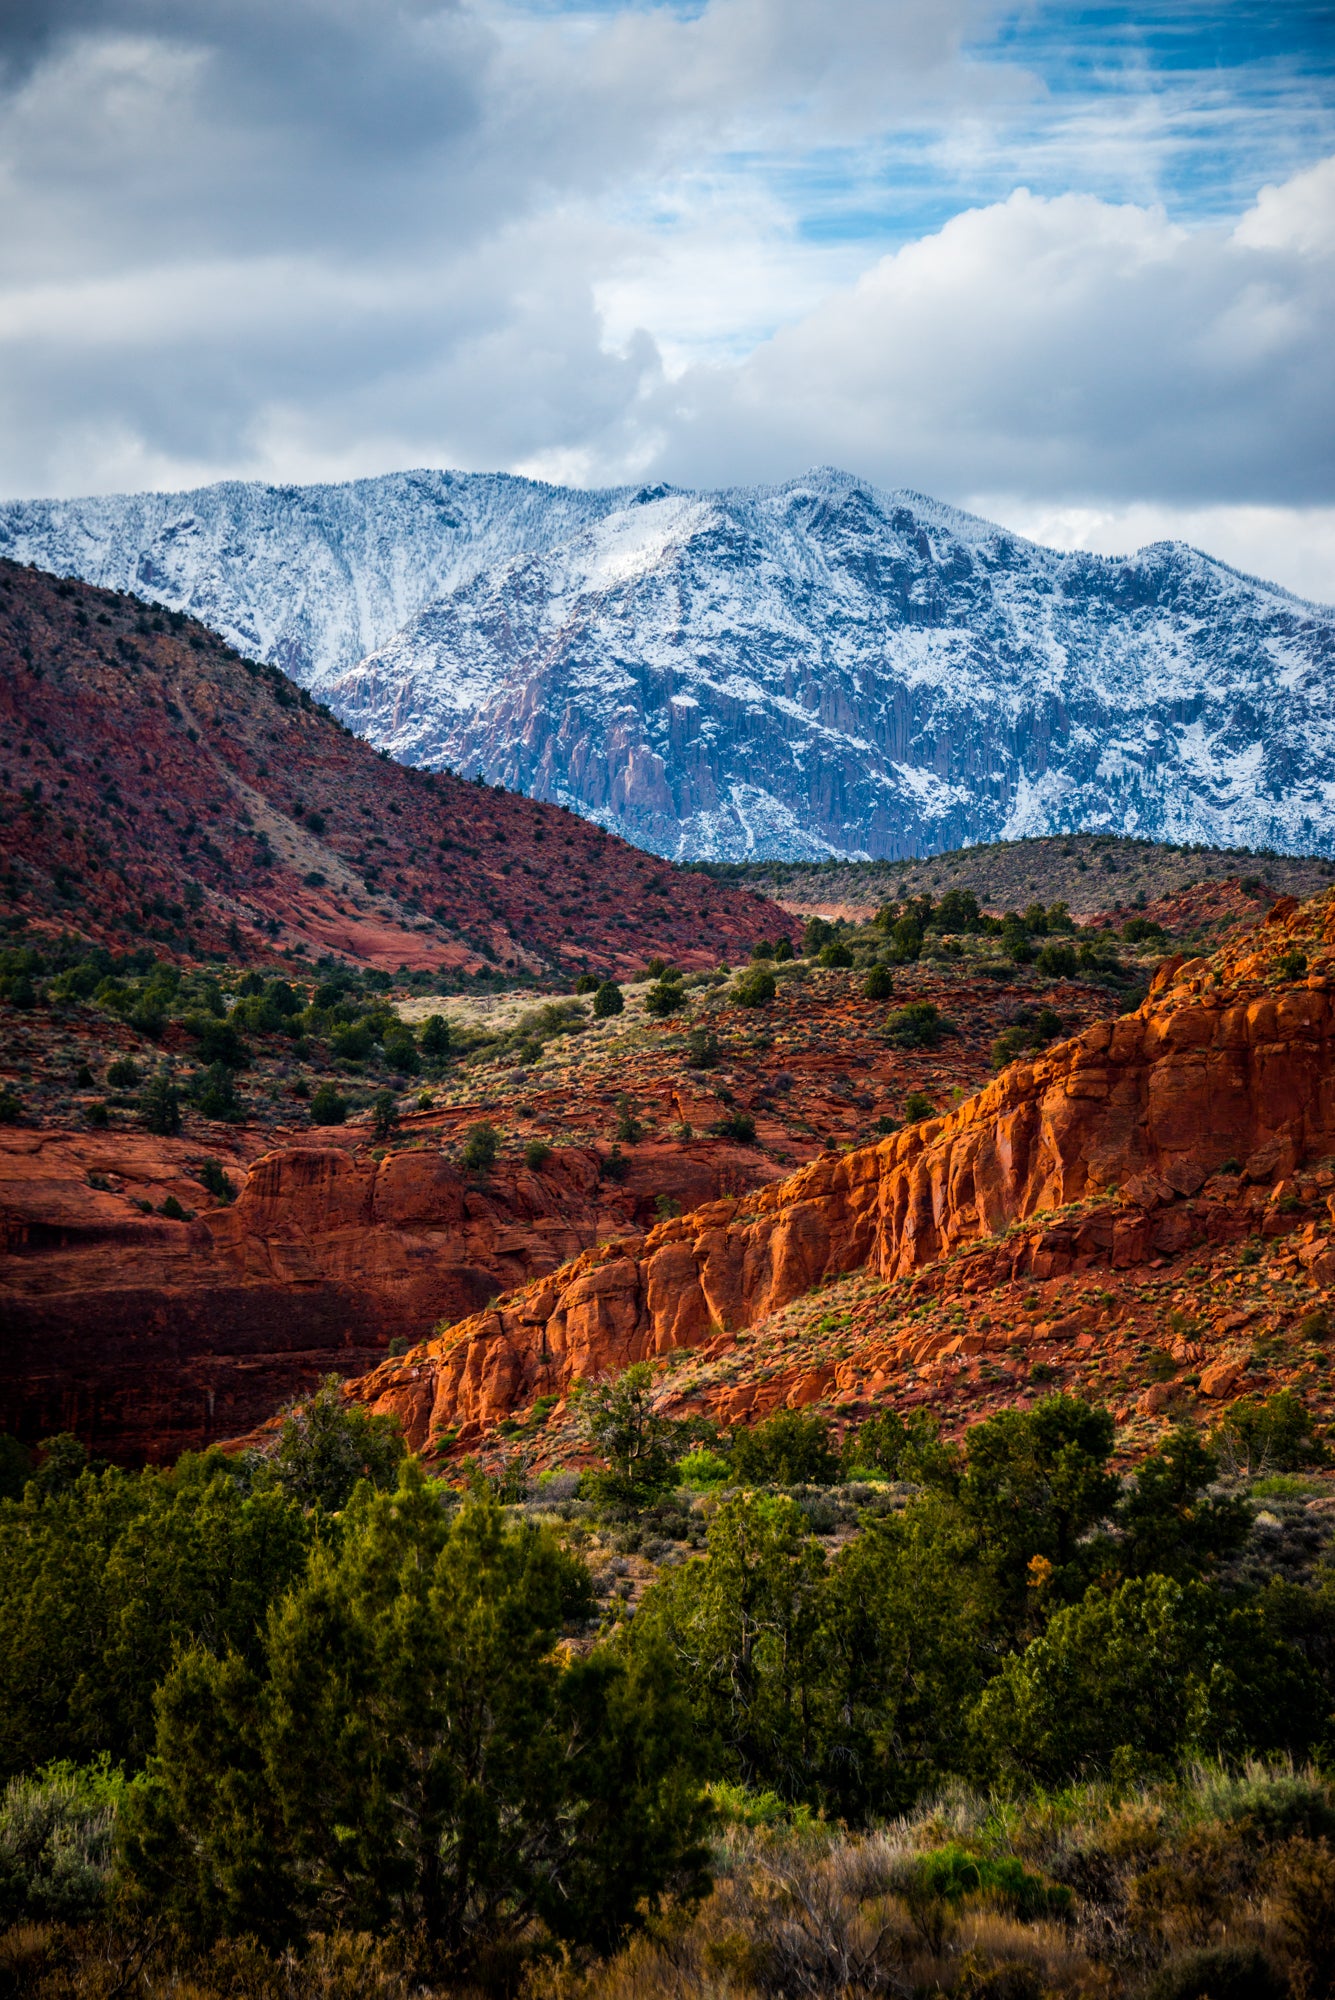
[346,899,1335,1449]
[0,1130,706,1460]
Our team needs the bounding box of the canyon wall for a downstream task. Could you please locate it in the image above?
[348,901,1335,1449]
[0,1130,760,1460]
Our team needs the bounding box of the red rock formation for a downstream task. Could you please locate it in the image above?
[0,1121,775,1460]
[345,894,1335,1450]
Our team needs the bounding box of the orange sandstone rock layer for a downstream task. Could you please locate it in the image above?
[346,900,1335,1449]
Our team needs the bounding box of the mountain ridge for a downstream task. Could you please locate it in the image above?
[4,466,1334,864]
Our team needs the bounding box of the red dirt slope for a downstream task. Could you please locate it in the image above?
[0,560,790,977]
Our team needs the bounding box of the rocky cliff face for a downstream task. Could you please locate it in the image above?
[344,893,1335,1450]
[0,1125,770,1461]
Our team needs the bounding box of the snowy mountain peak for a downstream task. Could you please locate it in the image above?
[2,466,1333,862]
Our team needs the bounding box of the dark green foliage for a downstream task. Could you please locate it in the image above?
[267,1376,405,1513]
[592,979,624,1019]
[120,1472,708,1971]
[381,1025,419,1075]
[841,1408,942,1480]
[1216,1390,1327,1475]
[614,1094,643,1142]
[0,1087,21,1124]
[105,1057,139,1089]
[573,972,601,994]
[817,941,853,969]
[461,1120,499,1170]
[159,1194,190,1221]
[711,1111,757,1143]
[886,915,922,962]
[139,1066,181,1136]
[645,978,686,1016]
[750,939,775,960]
[523,1138,552,1170]
[686,1026,720,1067]
[1145,1946,1286,2000]
[974,1574,1322,1784]
[729,1412,839,1487]
[0,1455,311,1777]
[0,1434,32,1502]
[885,1000,947,1047]
[800,915,833,956]
[308,1082,347,1126]
[184,1014,249,1068]
[580,1363,688,1502]
[84,1100,110,1127]
[951,1395,1119,1609]
[903,1089,936,1121]
[369,1090,399,1144]
[419,1012,452,1058]
[732,965,775,1006]
[1114,1428,1249,1578]
[190,1060,242,1122]
[601,1144,630,1181]
[773,937,794,962]
[864,962,894,999]
[928,887,981,933]
[1034,941,1077,978]
[1122,914,1168,942]
[198,1158,236,1204]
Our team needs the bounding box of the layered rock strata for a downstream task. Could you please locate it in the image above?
[347,898,1335,1449]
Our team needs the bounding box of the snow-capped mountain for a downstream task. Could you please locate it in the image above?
[4,466,1333,861]
[0,469,621,684]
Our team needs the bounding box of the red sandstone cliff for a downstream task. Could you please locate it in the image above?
[0,1127,770,1459]
[344,894,1335,1450]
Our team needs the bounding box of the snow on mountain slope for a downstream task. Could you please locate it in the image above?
[4,466,1333,861]
[321,470,1335,861]
[0,470,623,684]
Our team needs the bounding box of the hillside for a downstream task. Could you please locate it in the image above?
[0,560,786,978]
[1,887,1170,1460]
[336,888,1335,1466]
[714,832,1335,922]
[7,468,1335,864]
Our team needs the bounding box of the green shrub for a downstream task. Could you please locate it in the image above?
[0,1759,124,1927]
[1216,1390,1326,1476]
[1122,915,1167,943]
[105,1057,140,1089]
[676,1449,732,1488]
[198,1159,236,1204]
[801,916,834,956]
[592,980,624,1019]
[0,1433,32,1502]
[864,963,894,1000]
[85,1101,110,1127]
[420,1013,452,1059]
[524,1139,552,1170]
[159,1194,190,1221]
[1034,941,1077,978]
[903,1090,936,1122]
[645,979,686,1016]
[139,1067,181,1136]
[601,1144,630,1182]
[729,1411,839,1487]
[817,942,853,969]
[885,1001,947,1048]
[687,1026,721,1066]
[369,1090,399,1144]
[732,966,776,1007]
[0,1088,23,1125]
[574,973,601,994]
[309,1083,348,1126]
[191,1060,242,1122]
[886,916,922,963]
[461,1121,499,1170]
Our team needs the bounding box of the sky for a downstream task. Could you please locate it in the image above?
[1,0,1333,598]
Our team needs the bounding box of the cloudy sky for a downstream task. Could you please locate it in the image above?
[2,0,1333,597]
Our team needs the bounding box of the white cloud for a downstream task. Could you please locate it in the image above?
[0,1,1332,599]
